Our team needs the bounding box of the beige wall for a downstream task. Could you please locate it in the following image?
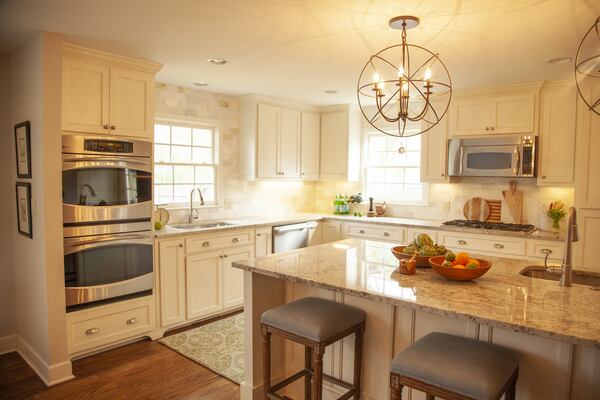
[155,83,316,223]
[10,33,70,385]
[0,54,16,343]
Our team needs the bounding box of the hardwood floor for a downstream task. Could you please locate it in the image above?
[0,313,242,400]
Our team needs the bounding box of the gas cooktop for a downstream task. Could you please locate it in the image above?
[442,219,536,233]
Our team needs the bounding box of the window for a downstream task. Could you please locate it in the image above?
[363,131,426,203]
[153,122,217,205]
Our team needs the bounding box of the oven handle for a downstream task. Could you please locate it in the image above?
[64,234,153,255]
[68,234,151,247]
[63,156,149,165]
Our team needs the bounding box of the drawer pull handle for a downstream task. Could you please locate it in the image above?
[103,124,110,129]
[223,254,228,258]
[383,232,390,237]
[232,237,239,243]
[540,248,553,255]
[126,317,139,325]
[358,229,365,234]
[202,241,210,247]
[85,327,99,336]
[457,240,467,245]
[256,233,262,237]
[494,243,505,249]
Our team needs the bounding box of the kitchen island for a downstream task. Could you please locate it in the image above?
[233,239,600,400]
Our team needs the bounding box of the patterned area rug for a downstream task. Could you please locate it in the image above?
[159,313,245,384]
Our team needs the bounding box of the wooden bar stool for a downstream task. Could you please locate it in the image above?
[261,297,366,400]
[390,332,519,400]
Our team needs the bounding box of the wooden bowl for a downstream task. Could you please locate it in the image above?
[391,246,432,268]
[428,256,492,281]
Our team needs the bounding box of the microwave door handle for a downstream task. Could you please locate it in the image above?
[513,146,521,176]
[459,146,465,175]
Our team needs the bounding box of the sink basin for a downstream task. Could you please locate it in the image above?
[169,221,236,230]
[519,266,600,288]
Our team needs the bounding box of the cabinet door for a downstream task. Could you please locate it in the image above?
[222,245,253,309]
[301,112,320,180]
[109,67,154,139]
[158,239,186,327]
[279,108,301,178]
[449,98,492,136]
[186,250,222,319]
[257,103,280,178]
[308,222,322,246]
[538,85,576,185]
[62,59,110,134]
[492,94,536,134]
[320,111,348,179]
[255,228,272,257]
[575,209,600,273]
[420,112,449,182]
[322,221,342,243]
[575,84,600,209]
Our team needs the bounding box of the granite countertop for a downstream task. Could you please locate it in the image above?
[232,239,600,348]
[154,213,564,241]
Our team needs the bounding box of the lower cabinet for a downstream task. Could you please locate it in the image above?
[222,245,253,309]
[186,250,222,319]
[322,220,342,243]
[158,238,186,327]
[255,227,272,257]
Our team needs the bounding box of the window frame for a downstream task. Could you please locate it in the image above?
[361,129,429,206]
[153,116,221,209]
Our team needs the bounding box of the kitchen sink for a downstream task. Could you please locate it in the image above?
[169,221,237,230]
[519,266,600,288]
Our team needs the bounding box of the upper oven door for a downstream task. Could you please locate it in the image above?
[458,144,520,177]
[62,154,152,224]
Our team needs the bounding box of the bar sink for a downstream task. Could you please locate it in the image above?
[519,266,600,288]
[169,221,237,230]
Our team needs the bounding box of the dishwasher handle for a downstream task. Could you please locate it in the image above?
[273,222,313,233]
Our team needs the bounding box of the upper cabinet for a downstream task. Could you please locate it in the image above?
[537,81,577,186]
[320,105,361,182]
[449,83,541,137]
[300,112,320,180]
[61,43,161,140]
[421,101,449,183]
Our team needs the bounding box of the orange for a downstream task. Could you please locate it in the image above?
[466,258,480,269]
[454,252,470,266]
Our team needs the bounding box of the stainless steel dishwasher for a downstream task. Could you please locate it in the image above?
[272,221,317,253]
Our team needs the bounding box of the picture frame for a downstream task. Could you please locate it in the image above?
[16,182,32,238]
[14,121,31,179]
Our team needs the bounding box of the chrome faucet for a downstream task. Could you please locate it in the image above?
[560,207,579,287]
[188,188,205,223]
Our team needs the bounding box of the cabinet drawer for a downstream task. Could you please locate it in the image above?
[345,223,403,242]
[526,240,564,261]
[441,232,526,256]
[186,230,253,254]
[67,297,154,355]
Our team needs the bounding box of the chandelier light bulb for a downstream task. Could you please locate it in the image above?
[376,80,385,90]
[373,71,380,83]
[398,65,405,77]
[424,68,432,80]
[401,82,409,94]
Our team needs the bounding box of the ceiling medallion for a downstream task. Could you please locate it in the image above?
[575,16,600,116]
[357,16,452,137]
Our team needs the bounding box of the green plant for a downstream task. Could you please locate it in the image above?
[546,201,567,230]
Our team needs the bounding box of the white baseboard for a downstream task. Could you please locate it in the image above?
[0,334,17,355]
[16,336,74,386]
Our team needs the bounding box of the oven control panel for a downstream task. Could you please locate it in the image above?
[84,139,133,153]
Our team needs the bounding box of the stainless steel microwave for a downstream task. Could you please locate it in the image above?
[448,135,537,178]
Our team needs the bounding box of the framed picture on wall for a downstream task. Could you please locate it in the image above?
[16,182,32,238]
[14,121,31,179]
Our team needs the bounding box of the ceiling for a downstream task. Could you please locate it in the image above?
[0,0,598,106]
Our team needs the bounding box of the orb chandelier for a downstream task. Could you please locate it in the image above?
[575,16,600,116]
[357,16,452,137]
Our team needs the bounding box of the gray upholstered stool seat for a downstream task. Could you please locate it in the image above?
[261,296,366,341]
[390,332,520,400]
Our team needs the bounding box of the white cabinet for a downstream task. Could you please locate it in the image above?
[320,105,361,181]
[450,92,537,136]
[186,250,222,319]
[574,209,600,272]
[344,222,405,243]
[308,222,322,246]
[440,231,526,257]
[255,228,272,257]
[301,112,320,180]
[61,44,160,140]
[538,82,577,185]
[158,239,186,328]
[322,220,343,243]
[575,83,600,209]
[222,245,253,309]
[420,109,449,182]
[257,104,300,179]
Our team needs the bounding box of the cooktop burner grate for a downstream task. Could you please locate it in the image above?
[442,219,536,233]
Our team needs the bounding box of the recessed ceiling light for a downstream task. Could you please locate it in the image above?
[547,56,572,65]
[207,58,227,65]
[193,82,208,87]
[324,89,337,94]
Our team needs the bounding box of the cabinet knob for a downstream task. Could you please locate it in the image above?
[301,172,305,176]
[126,317,139,325]
[457,240,467,245]
[358,229,365,234]
[383,232,390,237]
[493,243,505,249]
[202,241,210,247]
[223,254,228,258]
[441,173,445,177]
[103,124,110,129]
[490,126,495,131]
[232,237,239,243]
[541,175,547,179]
[178,243,183,248]
[85,327,100,336]
[540,248,553,255]
[485,127,489,131]
[110,125,116,130]
[256,233,262,237]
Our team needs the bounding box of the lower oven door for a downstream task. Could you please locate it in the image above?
[64,231,154,308]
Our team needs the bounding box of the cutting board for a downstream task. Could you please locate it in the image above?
[502,180,523,224]
[463,197,491,221]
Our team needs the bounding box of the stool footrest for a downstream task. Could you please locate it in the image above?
[322,373,354,390]
[270,369,309,393]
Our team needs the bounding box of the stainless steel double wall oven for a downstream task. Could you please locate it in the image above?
[62,135,154,310]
